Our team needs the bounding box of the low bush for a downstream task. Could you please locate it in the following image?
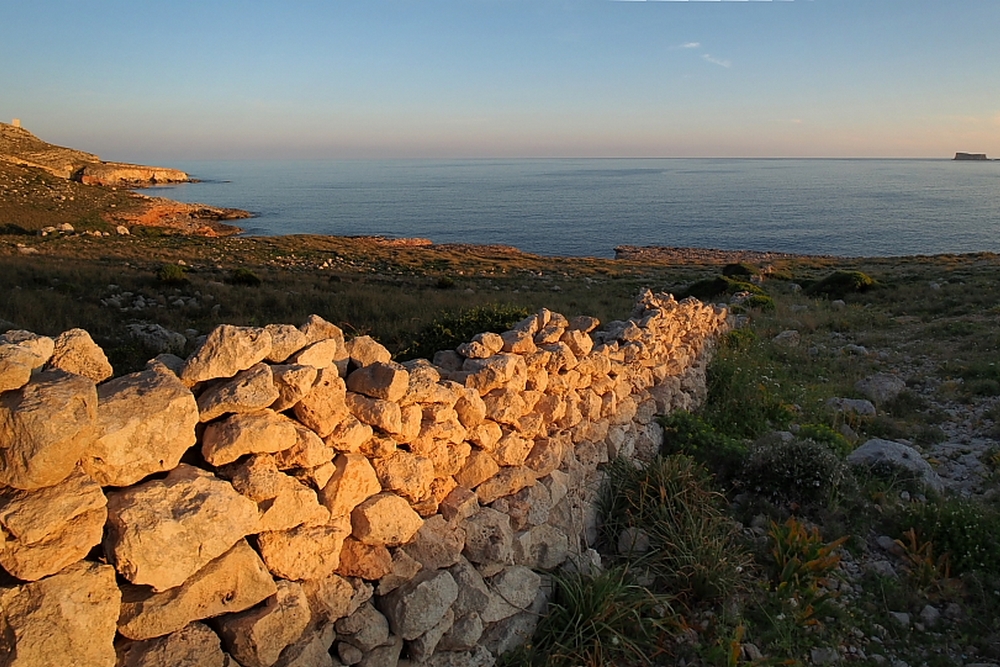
[677,275,765,302]
[227,267,262,286]
[156,263,188,285]
[659,411,747,482]
[396,302,530,361]
[741,436,849,508]
[804,270,875,299]
[898,498,1000,575]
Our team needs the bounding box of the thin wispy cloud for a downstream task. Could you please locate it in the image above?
[702,53,732,68]
[678,42,701,49]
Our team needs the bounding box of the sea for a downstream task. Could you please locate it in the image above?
[137,158,1000,259]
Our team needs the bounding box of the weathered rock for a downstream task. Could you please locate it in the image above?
[202,409,299,467]
[336,601,390,651]
[197,363,280,422]
[514,524,570,569]
[180,324,272,385]
[293,367,350,438]
[300,314,345,346]
[855,373,907,406]
[376,549,423,596]
[256,519,351,581]
[357,634,402,667]
[116,622,229,667]
[117,539,277,641]
[274,625,336,667]
[373,450,434,503]
[345,393,402,435]
[265,323,310,363]
[439,485,479,524]
[826,397,876,417]
[408,608,454,663]
[848,438,945,493]
[84,367,199,487]
[458,332,504,359]
[462,507,513,565]
[481,566,541,623]
[438,612,484,652]
[105,465,260,591]
[45,328,113,382]
[346,362,409,402]
[302,572,356,623]
[254,472,330,533]
[0,330,54,365]
[324,415,373,453]
[291,338,342,370]
[492,430,533,466]
[380,569,458,640]
[351,493,424,547]
[475,466,537,504]
[454,449,500,490]
[216,580,311,667]
[269,364,318,412]
[275,422,334,470]
[492,482,550,531]
[0,369,98,490]
[319,453,382,518]
[403,515,466,570]
[0,468,107,581]
[0,344,38,394]
[0,561,120,667]
[127,323,187,356]
[345,335,391,368]
[337,537,394,580]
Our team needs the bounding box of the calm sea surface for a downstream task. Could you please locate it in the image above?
[138,159,1000,259]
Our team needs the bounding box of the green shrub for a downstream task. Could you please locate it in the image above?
[659,411,747,482]
[899,498,1000,575]
[514,567,674,667]
[797,423,852,457]
[227,267,262,286]
[435,276,456,289]
[742,436,848,507]
[598,456,750,605]
[678,275,765,302]
[156,263,188,285]
[722,262,759,279]
[804,270,875,299]
[396,303,530,361]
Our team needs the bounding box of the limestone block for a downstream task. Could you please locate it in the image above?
[468,420,503,451]
[0,468,106,581]
[46,328,113,382]
[291,338,342,370]
[462,354,527,396]
[482,387,527,426]
[454,449,500,489]
[541,342,578,372]
[116,622,229,667]
[373,450,435,503]
[336,537,394,580]
[524,434,567,477]
[345,335,391,368]
[345,392,402,435]
[438,612,484,652]
[319,453,382,518]
[402,515,466,571]
[274,422,334,470]
[525,366,549,392]
[500,329,536,354]
[376,548,423,596]
[302,572,355,623]
[117,539,277,641]
[0,344,37,394]
[397,403,423,443]
[264,323,310,363]
[453,386,487,428]
[300,314,346,347]
[0,561,120,667]
[215,580,310,667]
[457,332,503,359]
[202,409,299,467]
[293,367,350,438]
[517,412,546,440]
[855,373,907,405]
[324,415,373,453]
[493,431,533,467]
[180,324,272,385]
[461,507,513,565]
[255,474,330,534]
[491,481,551,531]
[346,362,409,402]
[475,466,537,505]
[447,557,493,618]
[293,461,336,492]
[0,369,97,491]
[561,328,594,358]
[336,601,390,651]
[380,569,458,640]
[398,362,450,406]
[848,438,945,493]
[0,330,54,365]
[569,315,600,333]
[514,524,570,570]
[256,519,350,581]
[269,364,318,412]
[533,324,565,345]
[351,493,424,547]
[273,625,336,667]
[408,608,454,663]
[361,434,398,460]
[197,362,280,422]
[439,486,479,524]
[481,565,541,624]
[413,475,459,517]
[85,367,198,487]
[105,465,260,591]
[412,415,467,451]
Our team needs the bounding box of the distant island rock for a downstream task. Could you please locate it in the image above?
[0,121,189,186]
[954,152,989,161]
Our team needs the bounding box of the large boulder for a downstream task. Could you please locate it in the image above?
[0,369,98,490]
[201,409,299,467]
[180,325,272,385]
[848,438,945,493]
[117,539,277,641]
[45,328,113,383]
[0,468,107,581]
[116,622,230,667]
[0,561,120,667]
[216,580,311,667]
[104,465,260,591]
[855,373,907,406]
[196,362,280,422]
[84,367,199,487]
[379,569,459,641]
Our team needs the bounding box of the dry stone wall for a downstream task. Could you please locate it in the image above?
[0,289,728,667]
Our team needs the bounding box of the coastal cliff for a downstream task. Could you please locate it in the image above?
[953,152,988,161]
[0,121,189,186]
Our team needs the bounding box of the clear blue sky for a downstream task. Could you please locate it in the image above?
[3,0,998,161]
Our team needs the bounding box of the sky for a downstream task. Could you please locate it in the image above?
[2,0,999,161]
